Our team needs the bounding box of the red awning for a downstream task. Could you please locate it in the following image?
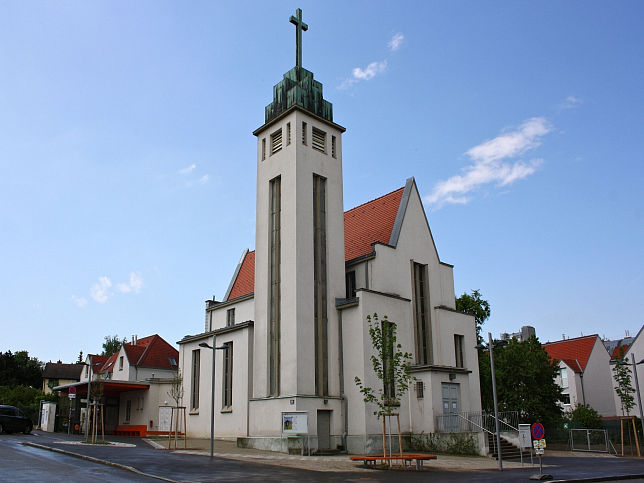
[54,381,149,397]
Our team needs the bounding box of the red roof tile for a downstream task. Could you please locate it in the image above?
[224,186,406,301]
[124,334,179,370]
[543,335,598,372]
[344,187,404,262]
[228,250,255,300]
[612,344,629,360]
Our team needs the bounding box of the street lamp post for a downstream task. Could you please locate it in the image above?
[199,335,226,459]
[488,332,503,472]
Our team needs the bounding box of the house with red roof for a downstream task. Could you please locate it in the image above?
[609,325,644,417]
[177,12,481,454]
[55,334,179,435]
[544,334,617,416]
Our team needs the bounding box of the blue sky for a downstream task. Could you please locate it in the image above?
[1,1,643,364]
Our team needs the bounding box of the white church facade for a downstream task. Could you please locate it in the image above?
[178,9,481,454]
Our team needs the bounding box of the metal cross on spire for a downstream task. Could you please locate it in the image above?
[289,8,308,69]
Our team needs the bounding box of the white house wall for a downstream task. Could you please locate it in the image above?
[584,338,617,417]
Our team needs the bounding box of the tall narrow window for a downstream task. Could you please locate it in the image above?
[269,176,281,396]
[119,356,124,371]
[125,400,131,422]
[345,271,356,298]
[191,349,200,410]
[271,128,282,155]
[226,308,235,327]
[222,342,233,408]
[454,334,464,368]
[561,368,568,388]
[331,135,337,158]
[286,122,291,145]
[313,174,328,396]
[412,262,432,364]
[312,127,326,153]
[302,121,307,145]
[382,319,396,403]
[261,138,266,161]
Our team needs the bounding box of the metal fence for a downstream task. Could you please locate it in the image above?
[434,411,519,433]
[569,429,609,453]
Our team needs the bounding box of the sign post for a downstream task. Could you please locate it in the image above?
[529,422,552,481]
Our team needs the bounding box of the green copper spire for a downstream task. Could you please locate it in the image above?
[264,9,333,124]
[290,8,308,69]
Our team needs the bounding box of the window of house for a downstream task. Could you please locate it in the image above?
[226,308,235,327]
[222,342,233,408]
[382,319,396,403]
[85,365,89,378]
[191,349,200,411]
[302,121,307,145]
[286,122,291,145]
[454,334,464,368]
[312,127,326,153]
[331,135,336,158]
[561,368,568,388]
[412,262,432,365]
[119,356,124,371]
[125,400,131,422]
[416,381,424,399]
[345,271,356,298]
[261,138,266,161]
[269,176,281,397]
[271,128,282,155]
[562,393,571,405]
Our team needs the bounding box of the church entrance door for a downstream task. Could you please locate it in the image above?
[317,410,331,450]
[441,383,459,433]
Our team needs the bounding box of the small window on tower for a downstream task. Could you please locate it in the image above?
[286,122,291,145]
[261,138,266,161]
[312,127,326,153]
[302,122,307,145]
[331,135,337,158]
[416,381,424,399]
[271,128,282,155]
[226,308,235,327]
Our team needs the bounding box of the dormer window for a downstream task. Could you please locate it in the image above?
[169,357,177,367]
[119,356,124,371]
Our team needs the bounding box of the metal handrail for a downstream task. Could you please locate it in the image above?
[457,413,494,436]
[490,413,519,432]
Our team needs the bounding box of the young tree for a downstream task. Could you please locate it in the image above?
[354,314,414,417]
[479,337,563,426]
[456,289,490,344]
[613,358,636,416]
[101,335,126,357]
[168,372,184,407]
[77,351,84,363]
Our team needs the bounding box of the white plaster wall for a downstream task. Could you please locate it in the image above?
[612,327,644,417]
[179,337,212,438]
[555,362,577,412]
[584,338,617,416]
[209,297,254,332]
[118,383,170,431]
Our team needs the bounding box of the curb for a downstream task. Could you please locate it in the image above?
[22,442,178,483]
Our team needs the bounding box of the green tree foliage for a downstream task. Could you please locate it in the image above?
[101,335,126,357]
[613,358,636,416]
[0,385,57,423]
[455,289,490,344]
[565,404,603,429]
[0,351,43,388]
[354,314,414,417]
[77,351,84,363]
[479,337,563,426]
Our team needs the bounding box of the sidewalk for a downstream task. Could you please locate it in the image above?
[144,435,552,473]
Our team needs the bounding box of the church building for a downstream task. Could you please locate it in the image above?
[177,9,481,454]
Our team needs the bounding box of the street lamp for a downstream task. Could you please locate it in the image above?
[199,335,226,458]
[477,333,508,471]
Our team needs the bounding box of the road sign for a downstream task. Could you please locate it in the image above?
[533,439,546,449]
[68,393,76,399]
[531,422,545,440]
[535,448,545,455]
[69,386,76,395]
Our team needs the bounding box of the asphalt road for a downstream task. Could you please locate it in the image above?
[3,430,644,482]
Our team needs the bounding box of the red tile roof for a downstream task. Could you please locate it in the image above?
[228,250,255,300]
[612,344,629,360]
[225,186,406,301]
[543,335,599,373]
[344,187,404,262]
[95,335,179,373]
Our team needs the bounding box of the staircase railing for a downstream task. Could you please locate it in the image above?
[434,410,519,434]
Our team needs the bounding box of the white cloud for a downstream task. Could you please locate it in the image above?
[90,276,112,304]
[425,117,551,208]
[72,295,87,308]
[389,33,404,51]
[116,272,143,294]
[179,164,196,175]
[198,174,209,185]
[340,61,388,89]
[559,95,583,110]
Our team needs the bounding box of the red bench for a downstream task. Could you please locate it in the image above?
[115,424,147,437]
[350,453,437,470]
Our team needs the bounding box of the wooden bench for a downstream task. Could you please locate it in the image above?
[114,425,148,437]
[350,454,437,470]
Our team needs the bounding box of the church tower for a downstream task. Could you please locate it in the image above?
[251,9,346,440]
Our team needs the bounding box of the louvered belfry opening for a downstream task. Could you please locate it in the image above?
[312,127,326,153]
[271,128,282,155]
